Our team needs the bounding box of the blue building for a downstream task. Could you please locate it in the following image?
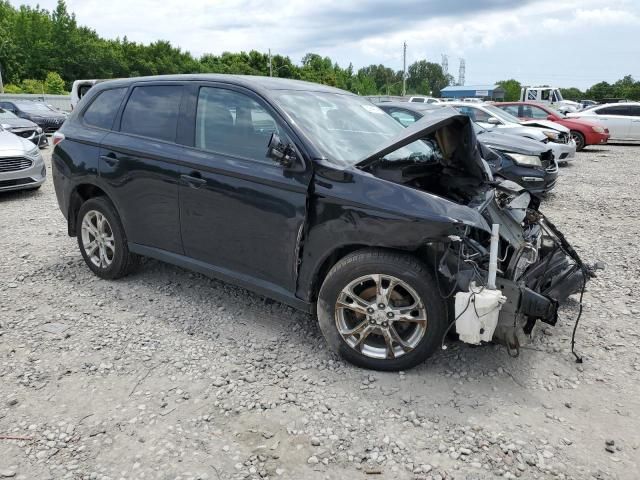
[440,85,505,100]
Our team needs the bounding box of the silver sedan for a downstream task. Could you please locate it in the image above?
[0,127,46,192]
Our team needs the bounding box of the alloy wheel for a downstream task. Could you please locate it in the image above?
[334,274,428,360]
[81,210,115,269]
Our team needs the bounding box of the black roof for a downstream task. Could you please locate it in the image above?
[93,74,353,96]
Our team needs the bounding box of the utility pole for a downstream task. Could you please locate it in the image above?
[268,48,273,77]
[402,41,407,97]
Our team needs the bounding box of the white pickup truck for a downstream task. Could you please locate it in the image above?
[520,87,581,113]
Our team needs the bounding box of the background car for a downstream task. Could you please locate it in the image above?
[408,96,441,104]
[0,108,48,148]
[0,100,66,133]
[495,101,609,151]
[0,125,46,192]
[430,101,576,162]
[378,102,558,195]
[566,102,640,141]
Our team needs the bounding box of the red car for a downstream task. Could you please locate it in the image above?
[495,102,609,151]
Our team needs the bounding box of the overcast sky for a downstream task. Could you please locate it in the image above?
[11,0,640,89]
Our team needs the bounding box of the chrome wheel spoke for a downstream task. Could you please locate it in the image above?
[353,325,375,350]
[338,318,368,336]
[81,210,115,269]
[334,273,428,361]
[373,274,397,306]
[389,325,413,353]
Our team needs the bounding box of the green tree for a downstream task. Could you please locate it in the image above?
[407,61,450,96]
[19,79,44,93]
[559,87,583,101]
[44,71,66,93]
[496,79,522,101]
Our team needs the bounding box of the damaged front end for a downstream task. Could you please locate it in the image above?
[356,109,592,354]
[440,180,592,354]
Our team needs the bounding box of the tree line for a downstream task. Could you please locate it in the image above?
[1,0,638,101]
[0,0,451,96]
[495,76,640,103]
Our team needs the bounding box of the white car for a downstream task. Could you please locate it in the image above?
[408,96,441,104]
[567,103,640,141]
[441,102,577,162]
[0,126,46,192]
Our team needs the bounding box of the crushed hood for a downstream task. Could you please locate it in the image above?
[521,119,570,133]
[356,109,489,181]
[476,129,550,156]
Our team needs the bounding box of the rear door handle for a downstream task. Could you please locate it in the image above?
[180,174,207,188]
[100,154,119,167]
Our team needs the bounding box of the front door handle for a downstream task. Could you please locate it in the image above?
[180,174,207,188]
[100,154,119,167]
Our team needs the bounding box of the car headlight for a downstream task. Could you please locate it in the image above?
[25,146,40,159]
[592,126,605,133]
[36,126,43,133]
[0,123,10,129]
[508,153,542,167]
[542,130,559,141]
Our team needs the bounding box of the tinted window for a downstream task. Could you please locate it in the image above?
[410,98,425,103]
[195,87,286,162]
[525,105,550,119]
[83,88,127,130]
[120,85,183,142]
[500,105,520,117]
[627,106,640,116]
[0,102,15,111]
[597,106,629,115]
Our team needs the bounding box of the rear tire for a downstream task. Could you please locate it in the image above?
[571,131,585,151]
[76,196,138,280]
[317,249,447,371]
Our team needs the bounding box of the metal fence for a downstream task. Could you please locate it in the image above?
[0,93,71,112]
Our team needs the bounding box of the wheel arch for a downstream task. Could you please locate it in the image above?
[67,183,113,237]
[304,244,434,304]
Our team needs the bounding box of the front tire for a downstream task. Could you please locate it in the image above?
[76,196,138,279]
[571,131,585,151]
[317,249,447,371]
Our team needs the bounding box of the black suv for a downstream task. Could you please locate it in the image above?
[52,75,588,371]
[0,100,66,133]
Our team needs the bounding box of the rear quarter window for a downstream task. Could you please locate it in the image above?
[120,85,184,142]
[83,88,127,130]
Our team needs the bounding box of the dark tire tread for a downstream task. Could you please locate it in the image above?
[317,248,447,371]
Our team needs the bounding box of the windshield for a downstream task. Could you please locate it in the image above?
[0,109,18,119]
[480,104,522,124]
[272,90,433,166]
[15,102,52,113]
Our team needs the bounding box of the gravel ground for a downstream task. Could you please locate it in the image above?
[1,144,639,480]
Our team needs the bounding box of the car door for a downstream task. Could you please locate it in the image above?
[592,106,631,140]
[625,105,640,139]
[99,83,186,254]
[177,83,311,297]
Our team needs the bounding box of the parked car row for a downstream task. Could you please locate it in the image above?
[0,99,67,192]
[46,74,591,371]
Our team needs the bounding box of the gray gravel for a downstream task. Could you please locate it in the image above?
[1,144,639,480]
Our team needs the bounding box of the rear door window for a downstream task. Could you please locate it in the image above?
[83,87,127,130]
[120,85,184,142]
[597,106,627,115]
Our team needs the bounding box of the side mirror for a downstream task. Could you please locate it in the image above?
[487,117,500,125]
[267,133,297,169]
[547,115,556,121]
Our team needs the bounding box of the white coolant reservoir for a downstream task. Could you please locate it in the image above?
[455,284,507,344]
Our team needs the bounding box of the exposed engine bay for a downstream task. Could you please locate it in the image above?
[359,114,593,356]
